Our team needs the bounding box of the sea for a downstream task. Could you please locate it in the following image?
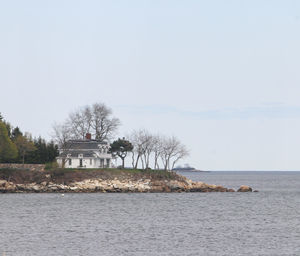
[0,171,299,256]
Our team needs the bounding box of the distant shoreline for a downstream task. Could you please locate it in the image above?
[175,169,210,173]
[200,170,300,172]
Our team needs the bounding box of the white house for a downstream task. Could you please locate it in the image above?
[56,133,113,168]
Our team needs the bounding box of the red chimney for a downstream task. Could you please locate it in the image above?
[85,133,91,140]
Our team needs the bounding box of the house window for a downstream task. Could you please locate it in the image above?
[69,159,72,166]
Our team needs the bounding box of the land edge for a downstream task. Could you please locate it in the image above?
[0,168,253,193]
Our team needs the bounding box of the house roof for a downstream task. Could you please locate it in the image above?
[59,150,96,158]
[57,139,112,159]
[65,140,109,150]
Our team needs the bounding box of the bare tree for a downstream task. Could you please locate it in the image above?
[129,129,150,169]
[129,130,144,169]
[159,136,170,171]
[170,143,189,170]
[90,103,120,141]
[129,130,188,170]
[67,103,120,141]
[141,131,154,169]
[152,134,163,170]
[160,136,189,171]
[68,107,92,139]
[52,123,73,168]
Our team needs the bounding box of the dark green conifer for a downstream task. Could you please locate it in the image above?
[110,138,133,169]
[0,121,18,163]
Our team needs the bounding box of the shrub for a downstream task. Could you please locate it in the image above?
[45,161,59,170]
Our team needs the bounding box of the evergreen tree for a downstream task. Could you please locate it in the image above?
[46,141,59,163]
[14,135,36,164]
[11,127,23,141]
[110,138,133,169]
[0,121,18,163]
[0,113,12,137]
[0,115,59,164]
[25,137,59,164]
[4,122,12,138]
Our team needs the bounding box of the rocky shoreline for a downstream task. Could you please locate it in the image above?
[0,176,252,193]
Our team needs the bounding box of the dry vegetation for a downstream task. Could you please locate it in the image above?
[0,168,186,185]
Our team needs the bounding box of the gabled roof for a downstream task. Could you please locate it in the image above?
[59,150,96,158]
[65,140,109,150]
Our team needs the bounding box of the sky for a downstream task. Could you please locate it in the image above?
[0,0,300,170]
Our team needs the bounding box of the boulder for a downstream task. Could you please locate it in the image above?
[168,180,182,191]
[41,181,48,186]
[237,185,252,192]
[227,188,235,192]
[69,186,79,191]
[48,185,58,191]
[214,185,227,192]
[16,184,26,190]
[31,185,41,192]
[4,182,16,191]
[0,180,7,187]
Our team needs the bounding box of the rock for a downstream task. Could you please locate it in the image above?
[253,190,259,192]
[0,180,7,187]
[237,185,252,192]
[31,185,41,192]
[151,185,164,192]
[168,180,182,191]
[48,185,58,191]
[16,184,26,190]
[4,182,16,191]
[214,185,227,192]
[128,186,136,192]
[0,172,246,194]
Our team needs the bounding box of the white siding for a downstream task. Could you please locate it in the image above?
[57,156,112,169]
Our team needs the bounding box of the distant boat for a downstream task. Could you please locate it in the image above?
[172,167,208,172]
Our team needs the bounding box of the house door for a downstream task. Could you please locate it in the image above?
[79,159,83,167]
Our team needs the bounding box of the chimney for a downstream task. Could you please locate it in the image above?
[85,133,91,140]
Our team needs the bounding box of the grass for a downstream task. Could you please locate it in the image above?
[0,167,183,184]
[0,168,44,184]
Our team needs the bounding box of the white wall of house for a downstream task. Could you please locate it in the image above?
[57,156,112,169]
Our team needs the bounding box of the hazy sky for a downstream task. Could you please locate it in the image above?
[1,0,300,170]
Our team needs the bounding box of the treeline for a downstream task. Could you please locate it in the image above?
[0,113,58,164]
[110,130,189,171]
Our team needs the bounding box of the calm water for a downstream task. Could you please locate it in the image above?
[0,171,300,256]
